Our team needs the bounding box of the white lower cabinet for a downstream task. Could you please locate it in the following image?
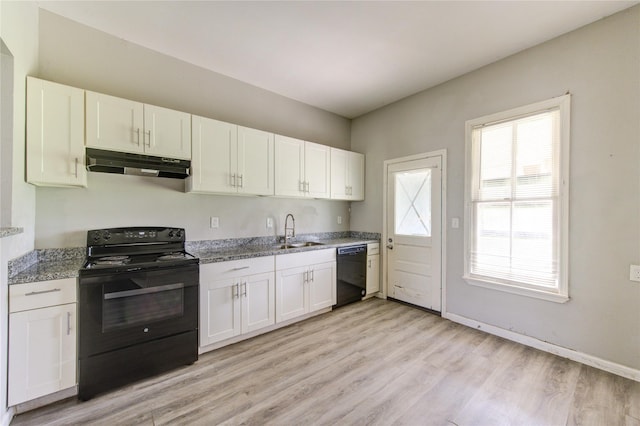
[366,243,381,295]
[8,278,77,406]
[276,249,336,323]
[200,257,275,347]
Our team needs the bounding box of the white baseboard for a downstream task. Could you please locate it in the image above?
[1,407,14,426]
[444,312,640,383]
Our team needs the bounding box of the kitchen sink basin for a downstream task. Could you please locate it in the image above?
[278,241,325,249]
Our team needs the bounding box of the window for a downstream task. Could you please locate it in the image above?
[464,95,570,302]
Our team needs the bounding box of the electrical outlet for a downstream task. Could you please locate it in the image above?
[630,265,640,282]
[266,218,273,229]
[337,216,342,225]
[210,217,219,229]
[451,218,460,229]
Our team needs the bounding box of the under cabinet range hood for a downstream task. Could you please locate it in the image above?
[86,148,191,179]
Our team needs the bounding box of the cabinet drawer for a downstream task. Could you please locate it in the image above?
[201,256,275,281]
[367,243,380,255]
[276,248,336,270]
[10,278,77,313]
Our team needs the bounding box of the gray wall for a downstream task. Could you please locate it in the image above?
[35,10,353,248]
[351,6,640,370]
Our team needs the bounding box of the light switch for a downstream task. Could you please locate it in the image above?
[452,217,460,229]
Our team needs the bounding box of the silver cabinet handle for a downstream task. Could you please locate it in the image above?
[242,282,247,297]
[233,283,239,299]
[368,259,372,268]
[310,269,314,282]
[67,311,72,335]
[135,128,141,145]
[145,129,151,147]
[232,266,250,271]
[74,158,79,178]
[299,181,304,192]
[25,288,61,296]
[231,173,236,187]
[238,174,244,188]
[303,271,308,283]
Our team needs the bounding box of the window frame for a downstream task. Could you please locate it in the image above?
[463,95,570,303]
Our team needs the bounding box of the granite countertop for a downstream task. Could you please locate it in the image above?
[8,233,380,285]
[192,237,379,264]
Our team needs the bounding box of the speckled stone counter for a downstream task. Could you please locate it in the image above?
[189,236,379,264]
[8,232,380,284]
[9,247,85,285]
[0,227,23,238]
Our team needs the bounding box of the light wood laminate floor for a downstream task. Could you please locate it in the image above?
[12,298,640,426]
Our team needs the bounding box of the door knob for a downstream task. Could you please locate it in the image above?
[386,243,394,250]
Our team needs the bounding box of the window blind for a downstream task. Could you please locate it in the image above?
[470,108,560,289]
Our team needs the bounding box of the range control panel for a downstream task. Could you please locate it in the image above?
[87,227,185,246]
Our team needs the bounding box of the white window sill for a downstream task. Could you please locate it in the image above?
[463,275,569,304]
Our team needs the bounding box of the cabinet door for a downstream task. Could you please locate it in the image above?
[309,261,336,312]
[242,271,275,333]
[200,277,241,346]
[330,148,349,199]
[86,91,144,154]
[274,134,305,197]
[188,116,237,194]
[238,126,274,196]
[8,303,77,406]
[366,255,380,294]
[348,151,365,201]
[143,104,191,159]
[26,78,86,187]
[304,142,330,198]
[276,265,307,322]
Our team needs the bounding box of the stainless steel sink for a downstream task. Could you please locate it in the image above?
[278,241,325,249]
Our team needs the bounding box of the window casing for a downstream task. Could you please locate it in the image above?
[464,95,570,303]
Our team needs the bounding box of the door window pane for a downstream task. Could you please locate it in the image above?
[395,169,431,236]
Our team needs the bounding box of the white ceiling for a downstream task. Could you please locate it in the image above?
[37,1,637,118]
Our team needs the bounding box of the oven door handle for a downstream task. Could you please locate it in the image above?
[104,283,184,300]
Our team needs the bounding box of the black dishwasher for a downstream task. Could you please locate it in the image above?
[335,244,367,308]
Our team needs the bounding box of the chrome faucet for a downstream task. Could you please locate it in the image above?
[284,214,295,246]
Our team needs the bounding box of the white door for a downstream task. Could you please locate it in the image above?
[189,116,237,194]
[242,271,275,333]
[308,261,336,312]
[8,303,77,406]
[26,77,86,187]
[143,104,191,159]
[304,141,330,198]
[201,278,240,345]
[275,265,307,322]
[85,91,144,154]
[237,126,275,196]
[274,135,305,197]
[386,156,442,311]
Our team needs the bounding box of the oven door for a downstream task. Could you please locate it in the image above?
[79,264,198,358]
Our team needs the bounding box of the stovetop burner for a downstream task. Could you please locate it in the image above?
[157,252,189,261]
[80,227,199,275]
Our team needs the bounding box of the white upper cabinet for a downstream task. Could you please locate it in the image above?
[274,135,330,198]
[237,126,275,196]
[187,116,274,196]
[330,148,365,201]
[86,91,191,159]
[143,104,191,159]
[26,77,87,187]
